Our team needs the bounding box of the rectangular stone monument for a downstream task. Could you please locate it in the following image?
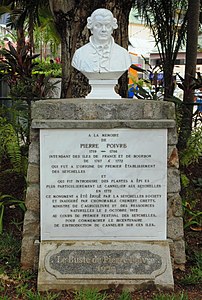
[21,99,186,291]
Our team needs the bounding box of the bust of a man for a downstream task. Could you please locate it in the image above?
[71,8,131,74]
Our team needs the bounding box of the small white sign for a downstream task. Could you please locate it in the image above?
[40,128,167,241]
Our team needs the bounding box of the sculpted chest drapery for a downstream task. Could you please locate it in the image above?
[72,37,131,73]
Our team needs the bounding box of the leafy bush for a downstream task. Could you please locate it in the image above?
[33,60,62,78]
[0,42,60,145]
[0,232,21,268]
[118,290,132,300]
[180,252,202,285]
[0,117,25,174]
[0,194,26,234]
[182,199,202,230]
[179,126,202,230]
[0,115,27,234]
[180,127,202,167]
[152,293,188,300]
[74,288,108,300]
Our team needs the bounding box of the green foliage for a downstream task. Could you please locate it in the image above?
[10,268,35,282]
[74,288,108,300]
[16,286,60,300]
[34,7,61,60]
[0,42,59,101]
[0,110,27,236]
[0,295,9,300]
[3,100,30,146]
[180,127,202,167]
[33,60,62,78]
[117,290,132,300]
[129,63,164,100]
[152,293,189,300]
[128,76,153,99]
[181,267,202,285]
[180,173,190,188]
[193,177,202,189]
[0,42,60,145]
[0,117,25,174]
[182,199,202,230]
[177,72,202,93]
[0,232,21,269]
[179,123,201,231]
[0,194,26,234]
[195,251,202,269]
[133,0,188,100]
[0,42,38,80]
[180,252,202,285]
[10,73,60,100]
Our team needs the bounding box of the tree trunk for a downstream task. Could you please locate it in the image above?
[106,0,132,97]
[177,0,200,151]
[16,26,26,55]
[28,12,35,57]
[163,59,175,100]
[49,0,132,98]
[49,0,95,97]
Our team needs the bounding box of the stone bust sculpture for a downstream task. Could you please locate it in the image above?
[71,8,131,74]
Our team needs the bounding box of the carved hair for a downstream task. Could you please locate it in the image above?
[87,8,118,30]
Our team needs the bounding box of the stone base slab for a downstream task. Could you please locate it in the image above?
[37,240,173,291]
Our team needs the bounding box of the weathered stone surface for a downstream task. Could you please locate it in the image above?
[32,99,176,121]
[167,168,181,193]
[143,101,162,119]
[161,102,175,120]
[25,186,40,211]
[21,204,40,270]
[118,102,143,120]
[173,240,186,265]
[22,210,39,236]
[167,193,183,218]
[173,195,183,217]
[76,103,98,120]
[27,164,39,184]
[168,146,179,168]
[167,128,178,145]
[59,103,77,119]
[21,237,39,270]
[168,239,175,267]
[32,119,175,129]
[38,241,174,291]
[167,217,184,240]
[29,128,39,141]
[28,137,39,164]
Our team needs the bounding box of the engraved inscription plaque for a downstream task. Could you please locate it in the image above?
[40,128,167,240]
[45,248,163,279]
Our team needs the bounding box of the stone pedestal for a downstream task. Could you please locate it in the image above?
[86,80,121,99]
[21,99,186,291]
[38,241,173,291]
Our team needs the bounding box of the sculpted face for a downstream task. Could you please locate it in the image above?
[91,15,113,44]
[72,8,131,75]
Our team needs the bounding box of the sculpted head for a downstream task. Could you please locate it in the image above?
[71,8,131,78]
[87,9,118,44]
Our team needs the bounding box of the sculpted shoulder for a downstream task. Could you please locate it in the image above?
[74,43,93,54]
[72,43,96,72]
[111,43,132,70]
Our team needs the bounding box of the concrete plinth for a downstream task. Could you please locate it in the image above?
[38,241,174,291]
